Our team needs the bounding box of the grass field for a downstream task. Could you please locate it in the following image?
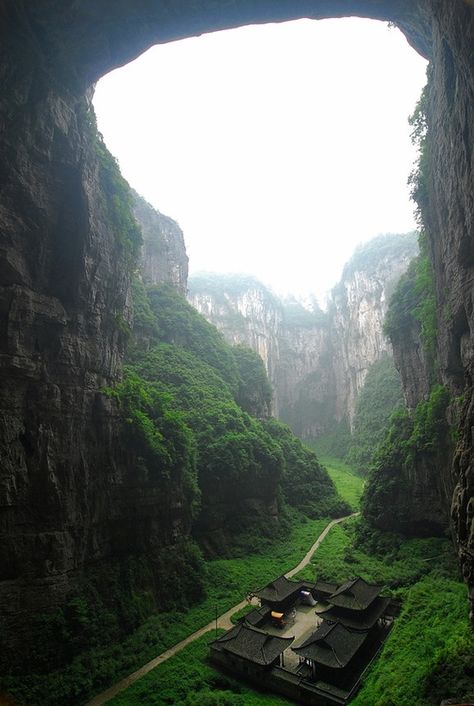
[0,513,329,706]
[109,507,473,706]
[101,459,474,706]
[293,516,456,587]
[319,455,364,510]
[10,458,471,706]
[353,576,474,706]
[108,631,293,705]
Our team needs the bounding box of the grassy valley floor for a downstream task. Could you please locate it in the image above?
[5,461,472,706]
[320,456,364,510]
[2,514,335,706]
[108,631,291,706]
[105,462,473,706]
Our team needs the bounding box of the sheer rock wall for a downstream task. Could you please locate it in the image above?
[189,236,416,436]
[0,33,192,666]
[132,192,188,294]
[189,282,283,413]
[330,239,418,427]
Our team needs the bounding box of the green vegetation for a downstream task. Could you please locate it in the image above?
[385,83,437,366]
[295,516,455,587]
[293,516,473,706]
[314,356,443,520]
[121,284,345,553]
[108,369,200,516]
[84,107,142,265]
[1,514,328,706]
[108,631,293,706]
[341,232,418,279]
[203,514,329,607]
[3,279,347,706]
[407,81,430,224]
[233,345,273,417]
[362,385,450,529]
[127,341,285,550]
[384,232,437,364]
[263,420,349,518]
[353,577,474,706]
[143,284,240,391]
[130,276,160,338]
[108,514,470,706]
[318,456,364,510]
[230,604,256,624]
[308,420,352,463]
[346,356,404,475]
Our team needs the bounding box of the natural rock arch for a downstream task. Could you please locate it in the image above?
[3,1,432,93]
[0,0,473,676]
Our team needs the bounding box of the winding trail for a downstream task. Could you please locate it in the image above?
[85,512,358,706]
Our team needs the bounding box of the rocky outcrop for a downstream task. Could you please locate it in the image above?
[132,191,188,295]
[276,310,334,437]
[189,234,417,437]
[0,0,473,652]
[0,87,193,669]
[330,234,418,425]
[189,275,283,410]
[415,7,474,619]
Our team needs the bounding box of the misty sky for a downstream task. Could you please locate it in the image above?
[93,17,428,305]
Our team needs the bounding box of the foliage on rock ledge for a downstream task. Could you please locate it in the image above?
[123,283,348,554]
[346,356,404,475]
[82,106,143,266]
[362,384,450,532]
[384,231,437,365]
[385,82,437,365]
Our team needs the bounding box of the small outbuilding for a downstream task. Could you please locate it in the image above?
[253,575,307,612]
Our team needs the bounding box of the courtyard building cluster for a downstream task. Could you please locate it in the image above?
[210,575,399,706]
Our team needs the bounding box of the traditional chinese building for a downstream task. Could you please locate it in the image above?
[253,575,307,612]
[209,621,294,676]
[315,577,391,631]
[292,620,368,687]
[209,575,395,705]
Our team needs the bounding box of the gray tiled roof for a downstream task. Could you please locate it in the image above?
[292,620,367,669]
[213,622,294,666]
[254,575,305,603]
[328,577,381,611]
[243,605,271,626]
[317,596,391,630]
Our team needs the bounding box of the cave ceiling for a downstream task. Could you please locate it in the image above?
[7,0,432,92]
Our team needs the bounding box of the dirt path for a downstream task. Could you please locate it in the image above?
[85,512,358,706]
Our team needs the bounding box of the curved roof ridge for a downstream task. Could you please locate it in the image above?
[330,577,358,598]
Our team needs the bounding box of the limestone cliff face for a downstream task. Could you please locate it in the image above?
[189,277,338,434]
[189,276,283,412]
[189,234,417,438]
[132,191,188,295]
[330,234,419,426]
[276,316,334,438]
[0,81,193,667]
[414,12,474,617]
